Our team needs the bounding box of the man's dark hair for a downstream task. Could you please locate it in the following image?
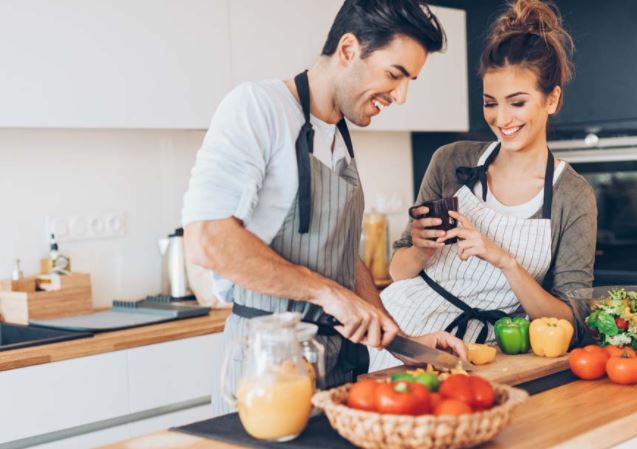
[321,0,446,58]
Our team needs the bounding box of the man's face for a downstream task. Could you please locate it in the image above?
[337,35,427,127]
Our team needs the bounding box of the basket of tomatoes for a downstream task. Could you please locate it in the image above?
[312,373,528,449]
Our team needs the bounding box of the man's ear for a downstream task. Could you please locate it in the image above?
[547,86,561,115]
[336,32,360,66]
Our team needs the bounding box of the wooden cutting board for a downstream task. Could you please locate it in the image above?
[362,349,569,386]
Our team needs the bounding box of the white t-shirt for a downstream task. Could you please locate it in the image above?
[182,80,350,302]
[472,142,566,218]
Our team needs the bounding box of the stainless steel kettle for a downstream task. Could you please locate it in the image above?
[158,228,194,300]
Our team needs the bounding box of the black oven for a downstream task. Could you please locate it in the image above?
[554,140,637,286]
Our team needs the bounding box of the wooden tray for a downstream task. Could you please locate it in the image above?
[363,349,569,386]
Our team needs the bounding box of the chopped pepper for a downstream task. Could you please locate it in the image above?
[494,317,530,354]
[529,317,574,357]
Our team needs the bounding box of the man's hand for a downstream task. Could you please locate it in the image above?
[442,211,513,269]
[316,283,399,349]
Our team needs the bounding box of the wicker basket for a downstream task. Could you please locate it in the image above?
[312,382,528,449]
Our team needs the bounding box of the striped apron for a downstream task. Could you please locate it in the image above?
[370,144,555,371]
[216,71,367,415]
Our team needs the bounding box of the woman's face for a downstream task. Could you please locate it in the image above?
[482,65,560,153]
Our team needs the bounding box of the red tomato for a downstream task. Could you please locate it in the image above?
[568,345,609,380]
[604,346,636,358]
[430,392,444,410]
[607,351,637,385]
[375,381,431,415]
[439,374,495,411]
[434,399,473,416]
[468,376,495,410]
[439,374,473,404]
[615,317,629,330]
[347,379,379,411]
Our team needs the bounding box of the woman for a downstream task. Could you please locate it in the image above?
[370,0,597,371]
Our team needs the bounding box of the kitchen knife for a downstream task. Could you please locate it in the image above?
[387,334,474,372]
[318,314,474,371]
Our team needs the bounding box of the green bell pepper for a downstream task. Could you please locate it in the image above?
[494,316,530,354]
[390,371,440,392]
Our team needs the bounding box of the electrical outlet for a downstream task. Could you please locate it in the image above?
[46,213,127,242]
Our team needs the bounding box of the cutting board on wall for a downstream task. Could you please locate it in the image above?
[363,350,570,386]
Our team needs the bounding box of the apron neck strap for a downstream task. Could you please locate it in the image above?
[294,70,312,126]
[542,149,555,219]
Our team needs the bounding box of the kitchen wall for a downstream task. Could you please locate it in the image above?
[0,129,413,308]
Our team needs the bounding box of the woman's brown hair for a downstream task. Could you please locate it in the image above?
[479,0,574,113]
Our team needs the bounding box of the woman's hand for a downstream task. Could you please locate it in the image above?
[441,211,514,269]
[390,331,469,365]
[410,206,446,259]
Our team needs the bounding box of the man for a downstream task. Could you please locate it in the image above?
[182,0,467,413]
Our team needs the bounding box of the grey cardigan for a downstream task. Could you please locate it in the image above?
[394,141,598,305]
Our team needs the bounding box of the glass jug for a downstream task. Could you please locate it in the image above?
[221,312,313,442]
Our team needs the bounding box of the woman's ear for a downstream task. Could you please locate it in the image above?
[547,86,561,115]
[336,32,360,66]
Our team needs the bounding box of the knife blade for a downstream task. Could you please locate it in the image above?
[318,314,473,372]
[386,334,474,372]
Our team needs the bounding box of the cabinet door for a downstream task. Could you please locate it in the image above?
[229,0,343,84]
[127,333,223,413]
[0,0,231,129]
[358,6,469,132]
[0,351,129,444]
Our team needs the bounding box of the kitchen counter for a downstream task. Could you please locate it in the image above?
[0,307,231,372]
[97,377,637,449]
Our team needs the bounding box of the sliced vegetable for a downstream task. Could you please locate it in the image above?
[467,343,497,365]
[494,317,530,354]
[529,317,574,357]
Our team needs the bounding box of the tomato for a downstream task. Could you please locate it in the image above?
[434,399,473,416]
[439,374,495,411]
[430,392,444,410]
[607,351,637,385]
[468,376,495,410]
[375,381,431,415]
[439,374,473,404]
[604,346,636,358]
[615,317,629,330]
[568,345,609,380]
[347,379,379,411]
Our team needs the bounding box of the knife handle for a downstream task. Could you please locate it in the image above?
[316,314,342,327]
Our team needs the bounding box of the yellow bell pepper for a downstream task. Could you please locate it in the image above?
[467,343,497,365]
[529,317,574,357]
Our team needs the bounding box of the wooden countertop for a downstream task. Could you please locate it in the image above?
[97,378,637,449]
[0,308,231,372]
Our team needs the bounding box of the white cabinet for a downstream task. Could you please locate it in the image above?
[228,0,343,84]
[0,351,129,443]
[355,6,469,132]
[0,333,224,448]
[0,0,231,129]
[127,333,222,412]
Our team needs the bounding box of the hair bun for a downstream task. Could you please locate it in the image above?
[491,0,565,42]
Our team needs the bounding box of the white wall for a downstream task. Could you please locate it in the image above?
[0,130,413,308]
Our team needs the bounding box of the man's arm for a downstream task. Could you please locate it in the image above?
[354,257,387,311]
[185,218,399,347]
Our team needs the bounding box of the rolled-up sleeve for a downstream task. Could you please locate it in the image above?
[182,82,274,226]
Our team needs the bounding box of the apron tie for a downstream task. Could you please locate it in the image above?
[444,307,508,343]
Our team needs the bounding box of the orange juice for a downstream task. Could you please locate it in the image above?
[237,373,313,441]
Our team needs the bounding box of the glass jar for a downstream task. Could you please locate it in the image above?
[221,312,313,442]
[297,322,326,391]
